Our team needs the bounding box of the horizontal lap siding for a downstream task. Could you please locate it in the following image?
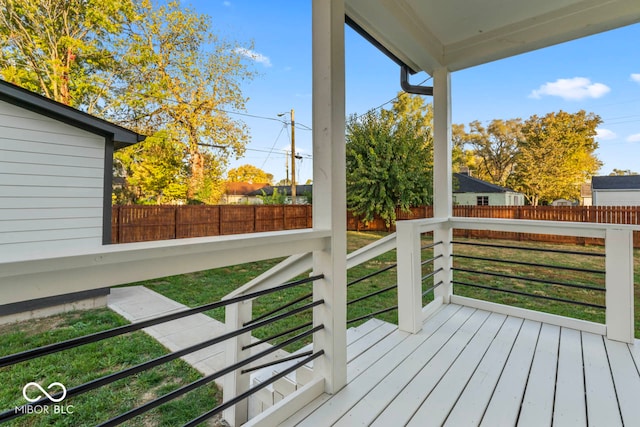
[0,101,105,260]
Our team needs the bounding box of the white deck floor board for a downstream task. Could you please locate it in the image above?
[480,319,541,427]
[552,327,586,427]
[371,309,490,426]
[443,315,524,427]
[604,339,640,425]
[272,304,640,427]
[582,332,623,427]
[517,323,560,427]
[406,312,507,427]
[294,304,468,427]
[330,304,466,427]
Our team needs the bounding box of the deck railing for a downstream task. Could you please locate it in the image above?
[220,232,402,425]
[396,217,637,343]
[0,229,331,426]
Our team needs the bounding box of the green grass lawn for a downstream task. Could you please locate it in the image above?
[0,309,220,427]
[141,231,640,339]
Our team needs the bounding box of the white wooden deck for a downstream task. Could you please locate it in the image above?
[277,304,640,427]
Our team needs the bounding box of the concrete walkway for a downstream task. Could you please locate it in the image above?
[108,286,289,387]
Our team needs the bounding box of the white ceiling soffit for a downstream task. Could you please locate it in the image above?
[345,0,640,74]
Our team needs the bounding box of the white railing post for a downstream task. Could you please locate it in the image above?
[605,228,634,343]
[433,221,453,303]
[223,300,253,426]
[397,221,423,333]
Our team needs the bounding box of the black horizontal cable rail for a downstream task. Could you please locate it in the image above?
[422,240,443,250]
[0,300,325,424]
[423,281,444,297]
[95,326,324,427]
[0,274,323,368]
[422,254,443,265]
[182,351,324,427]
[245,291,313,327]
[452,240,605,257]
[241,350,313,375]
[452,267,605,292]
[243,321,313,351]
[347,284,397,306]
[347,263,397,287]
[453,254,605,275]
[453,280,606,309]
[422,268,444,282]
[347,306,398,325]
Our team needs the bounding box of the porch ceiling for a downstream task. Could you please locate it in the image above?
[345,0,640,74]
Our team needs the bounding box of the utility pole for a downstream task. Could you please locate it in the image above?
[290,108,296,204]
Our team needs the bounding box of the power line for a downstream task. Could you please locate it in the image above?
[351,76,434,120]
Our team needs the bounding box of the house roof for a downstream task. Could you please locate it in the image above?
[248,185,313,197]
[592,175,640,190]
[224,182,269,195]
[345,0,640,75]
[453,173,517,194]
[0,79,145,149]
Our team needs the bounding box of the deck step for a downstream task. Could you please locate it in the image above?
[247,318,398,420]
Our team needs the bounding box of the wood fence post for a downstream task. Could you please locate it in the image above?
[174,206,178,239]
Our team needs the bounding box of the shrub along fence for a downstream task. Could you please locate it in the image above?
[112,205,640,247]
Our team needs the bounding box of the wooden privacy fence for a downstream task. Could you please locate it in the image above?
[348,205,640,247]
[111,205,312,243]
[112,204,640,247]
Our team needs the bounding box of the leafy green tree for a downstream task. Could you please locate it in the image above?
[227,164,273,184]
[114,131,188,204]
[0,0,135,109]
[346,93,433,227]
[258,188,286,205]
[610,169,638,176]
[512,110,602,205]
[111,0,254,202]
[1,0,253,205]
[465,119,523,186]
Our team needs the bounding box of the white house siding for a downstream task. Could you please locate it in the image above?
[453,192,525,206]
[0,101,105,260]
[593,190,640,206]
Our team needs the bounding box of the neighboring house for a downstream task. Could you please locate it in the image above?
[222,182,269,204]
[453,172,525,206]
[0,80,144,321]
[248,184,312,204]
[592,175,640,206]
[551,199,577,207]
[581,183,593,206]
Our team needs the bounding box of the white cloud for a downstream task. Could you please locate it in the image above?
[234,48,272,67]
[596,128,617,140]
[631,73,640,83]
[529,77,610,100]
[627,133,640,143]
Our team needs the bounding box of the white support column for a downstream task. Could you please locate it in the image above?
[432,67,452,219]
[605,228,634,343]
[311,0,347,394]
[396,221,422,333]
[432,68,453,302]
[223,300,253,426]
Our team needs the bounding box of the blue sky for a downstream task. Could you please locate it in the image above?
[193,1,640,183]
